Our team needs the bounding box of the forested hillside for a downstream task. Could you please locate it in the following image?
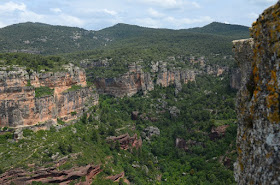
[0,21,249,184]
[0,22,249,55]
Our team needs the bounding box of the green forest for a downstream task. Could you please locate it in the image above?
[0,73,238,184]
[0,21,248,184]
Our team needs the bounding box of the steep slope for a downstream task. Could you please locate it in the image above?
[0,63,98,128]
[233,1,280,184]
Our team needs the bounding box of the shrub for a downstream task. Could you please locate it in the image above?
[65,85,82,93]
[35,86,54,98]
[71,111,77,116]
[23,129,33,137]
[57,118,65,125]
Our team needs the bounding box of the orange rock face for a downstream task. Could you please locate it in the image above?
[94,63,196,97]
[0,64,98,128]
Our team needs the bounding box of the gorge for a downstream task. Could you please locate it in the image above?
[0,1,279,184]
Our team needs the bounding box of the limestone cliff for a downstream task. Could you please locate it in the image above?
[94,62,196,97]
[0,64,98,128]
[230,68,241,90]
[233,2,280,184]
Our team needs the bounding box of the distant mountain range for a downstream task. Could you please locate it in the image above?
[0,22,250,55]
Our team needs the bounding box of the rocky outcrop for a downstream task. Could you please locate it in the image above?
[106,133,142,150]
[142,126,160,140]
[209,125,229,140]
[94,62,196,97]
[230,68,241,90]
[175,138,188,151]
[234,2,280,184]
[0,164,102,185]
[175,138,204,152]
[94,64,154,97]
[106,172,125,182]
[0,64,98,128]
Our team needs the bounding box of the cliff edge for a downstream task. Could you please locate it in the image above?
[0,64,98,128]
[233,1,280,184]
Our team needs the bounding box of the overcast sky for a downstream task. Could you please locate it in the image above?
[0,0,278,30]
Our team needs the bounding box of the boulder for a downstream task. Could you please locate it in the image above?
[142,126,160,140]
[209,125,229,140]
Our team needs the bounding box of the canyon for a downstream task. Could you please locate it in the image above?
[0,64,98,128]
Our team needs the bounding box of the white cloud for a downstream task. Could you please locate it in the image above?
[249,0,278,5]
[19,10,45,22]
[55,14,85,27]
[0,1,85,28]
[143,0,177,7]
[0,1,26,12]
[103,9,117,16]
[165,16,213,28]
[148,8,164,18]
[73,8,118,17]
[138,0,200,9]
[50,8,62,13]
[132,15,213,29]
[191,2,200,8]
[248,12,259,19]
[134,17,162,28]
[0,21,6,28]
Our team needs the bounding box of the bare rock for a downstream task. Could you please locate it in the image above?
[209,125,229,140]
[106,133,142,150]
[233,2,280,184]
[131,111,139,120]
[0,164,102,185]
[142,126,160,140]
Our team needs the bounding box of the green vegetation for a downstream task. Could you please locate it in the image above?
[65,85,82,93]
[0,22,249,56]
[0,21,243,184]
[0,132,13,144]
[35,86,54,98]
[26,80,32,87]
[57,118,66,125]
[71,112,77,116]
[0,22,249,79]
[0,22,104,55]
[0,73,238,184]
[0,53,68,72]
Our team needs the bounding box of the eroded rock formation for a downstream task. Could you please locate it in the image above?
[0,64,98,128]
[94,62,196,97]
[106,172,125,182]
[106,133,142,150]
[0,164,102,185]
[234,2,280,184]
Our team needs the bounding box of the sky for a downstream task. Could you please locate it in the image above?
[0,0,278,30]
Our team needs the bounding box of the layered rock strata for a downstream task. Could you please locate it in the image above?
[234,2,280,184]
[0,64,98,128]
[0,164,102,185]
[94,63,196,97]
